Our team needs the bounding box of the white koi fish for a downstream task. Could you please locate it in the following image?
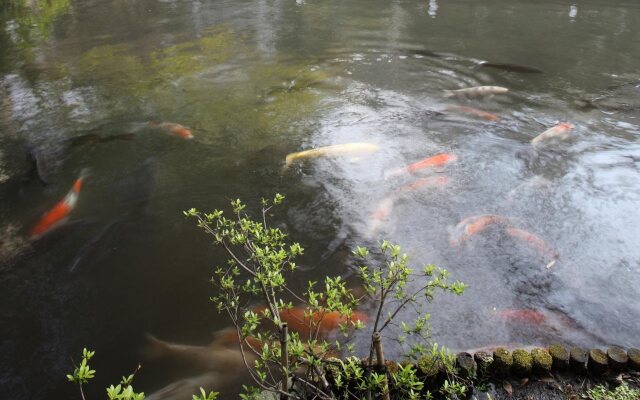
[283,142,380,170]
[531,122,574,146]
[444,86,509,98]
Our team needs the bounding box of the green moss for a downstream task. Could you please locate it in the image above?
[417,355,440,377]
[474,351,493,377]
[549,343,569,370]
[512,349,533,377]
[590,349,607,364]
[570,347,588,363]
[531,348,552,374]
[607,346,627,369]
[628,348,640,370]
[589,349,608,375]
[492,348,513,377]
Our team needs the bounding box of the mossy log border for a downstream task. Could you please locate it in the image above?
[319,344,640,399]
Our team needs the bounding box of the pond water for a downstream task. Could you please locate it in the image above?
[1,0,639,398]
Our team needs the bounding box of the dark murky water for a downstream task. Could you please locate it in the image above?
[1,0,639,398]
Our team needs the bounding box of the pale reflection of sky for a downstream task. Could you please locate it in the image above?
[429,0,438,18]
[569,4,578,20]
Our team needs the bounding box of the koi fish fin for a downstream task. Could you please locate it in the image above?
[140,333,171,359]
[545,259,557,269]
[79,168,91,179]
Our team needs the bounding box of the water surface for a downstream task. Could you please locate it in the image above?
[1,0,639,398]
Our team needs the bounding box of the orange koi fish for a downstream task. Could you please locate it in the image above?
[505,227,559,267]
[255,306,369,339]
[397,175,449,193]
[497,309,547,325]
[385,153,457,180]
[30,170,89,239]
[445,105,499,121]
[449,214,512,246]
[531,122,574,146]
[280,307,369,338]
[150,121,194,139]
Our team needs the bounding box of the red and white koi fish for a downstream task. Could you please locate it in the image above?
[449,214,512,246]
[445,105,499,121]
[443,86,509,98]
[150,121,194,139]
[367,176,449,236]
[367,196,396,236]
[531,122,574,146]
[504,227,559,268]
[385,153,457,180]
[30,170,89,239]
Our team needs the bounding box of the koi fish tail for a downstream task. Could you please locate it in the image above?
[140,333,171,359]
[78,168,91,180]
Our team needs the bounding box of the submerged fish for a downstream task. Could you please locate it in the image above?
[504,227,559,267]
[367,176,449,237]
[143,333,255,400]
[150,121,194,139]
[255,306,369,339]
[385,153,456,179]
[145,371,227,400]
[449,214,512,246]
[142,333,256,371]
[283,142,380,170]
[445,105,499,121]
[367,196,396,237]
[30,169,89,239]
[65,132,136,147]
[443,86,509,98]
[479,62,543,74]
[371,196,395,222]
[497,309,547,325]
[397,175,449,193]
[531,122,574,146]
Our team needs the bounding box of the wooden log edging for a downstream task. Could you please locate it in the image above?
[405,344,640,390]
[317,344,640,400]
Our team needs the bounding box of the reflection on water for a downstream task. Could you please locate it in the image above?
[1,0,640,398]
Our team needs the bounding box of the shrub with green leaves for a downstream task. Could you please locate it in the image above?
[66,348,145,400]
[185,195,467,399]
[185,195,363,399]
[587,383,640,400]
[354,241,466,361]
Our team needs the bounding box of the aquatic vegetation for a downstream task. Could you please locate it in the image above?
[75,28,237,100]
[149,29,235,80]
